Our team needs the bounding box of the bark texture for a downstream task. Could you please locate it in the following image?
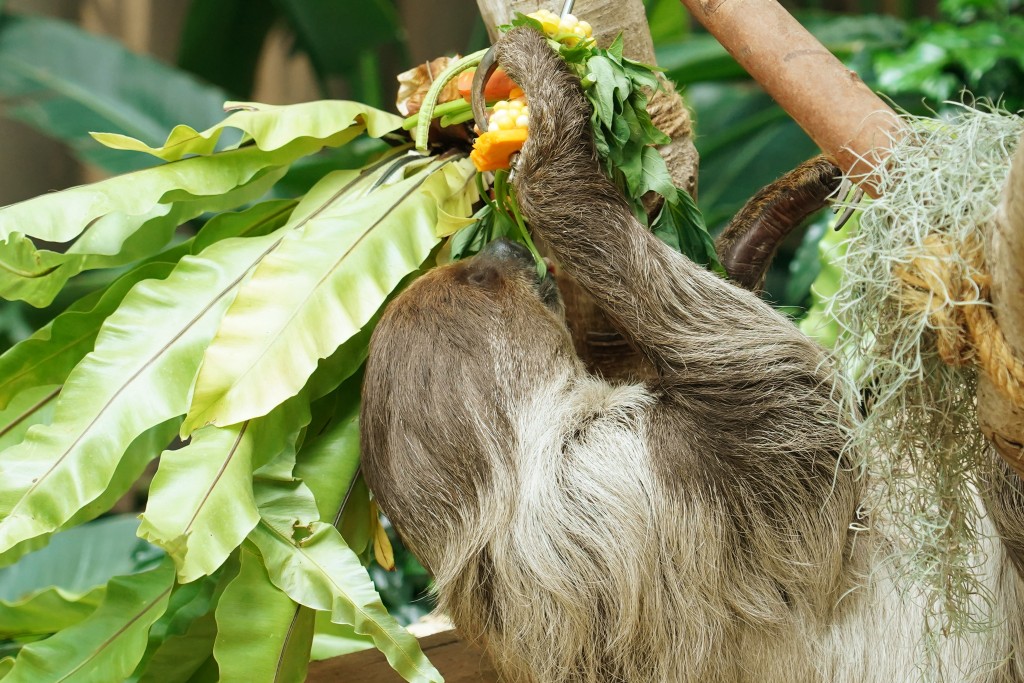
[979,132,1024,477]
[475,0,698,380]
[678,0,902,195]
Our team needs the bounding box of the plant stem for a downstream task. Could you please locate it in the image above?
[402,99,473,131]
[415,48,488,152]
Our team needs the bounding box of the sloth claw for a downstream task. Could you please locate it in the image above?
[832,186,866,231]
[471,45,500,133]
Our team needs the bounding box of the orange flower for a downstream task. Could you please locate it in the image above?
[470,128,529,172]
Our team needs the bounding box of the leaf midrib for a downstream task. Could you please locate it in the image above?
[196,156,461,422]
[258,519,434,680]
[8,235,286,522]
[53,584,172,683]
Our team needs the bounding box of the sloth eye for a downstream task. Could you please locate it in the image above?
[466,266,501,290]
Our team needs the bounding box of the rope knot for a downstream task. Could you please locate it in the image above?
[894,231,1024,408]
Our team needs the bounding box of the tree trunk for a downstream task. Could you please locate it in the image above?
[474,0,698,380]
[979,132,1024,477]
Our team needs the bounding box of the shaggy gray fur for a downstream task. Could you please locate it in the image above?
[361,27,1024,682]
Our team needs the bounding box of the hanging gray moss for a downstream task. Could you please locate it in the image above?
[829,105,1024,654]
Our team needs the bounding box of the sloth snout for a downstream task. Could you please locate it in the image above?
[480,237,532,265]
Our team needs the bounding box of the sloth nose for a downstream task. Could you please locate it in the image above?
[480,237,532,264]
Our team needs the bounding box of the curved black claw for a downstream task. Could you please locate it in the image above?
[471,45,500,133]
[832,185,865,231]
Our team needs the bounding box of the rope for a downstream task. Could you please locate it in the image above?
[895,231,1024,408]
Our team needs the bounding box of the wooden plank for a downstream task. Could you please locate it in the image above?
[307,630,500,682]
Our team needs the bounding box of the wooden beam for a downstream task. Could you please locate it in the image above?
[307,630,500,682]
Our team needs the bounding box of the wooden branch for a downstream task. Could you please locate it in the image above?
[307,630,498,682]
[978,132,1024,476]
[677,0,902,194]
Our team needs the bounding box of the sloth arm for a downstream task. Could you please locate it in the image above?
[494,30,856,617]
[497,28,823,394]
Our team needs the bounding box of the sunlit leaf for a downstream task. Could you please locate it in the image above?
[0,170,286,307]
[0,384,59,451]
[0,150,262,253]
[185,156,476,431]
[0,262,175,407]
[311,611,373,661]
[799,215,853,348]
[139,396,311,583]
[0,231,284,560]
[213,543,314,683]
[0,125,366,255]
[250,479,441,683]
[2,558,174,683]
[93,100,403,162]
[0,421,176,571]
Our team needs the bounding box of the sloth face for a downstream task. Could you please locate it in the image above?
[464,237,562,314]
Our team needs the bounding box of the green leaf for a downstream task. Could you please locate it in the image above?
[0,584,104,639]
[250,481,442,683]
[0,114,387,288]
[2,558,174,683]
[638,146,677,198]
[184,156,476,431]
[0,170,287,308]
[875,41,957,100]
[213,543,314,683]
[191,199,299,255]
[0,231,285,561]
[311,611,373,660]
[294,378,361,523]
[799,217,852,348]
[139,396,311,583]
[0,262,175,403]
[651,188,721,270]
[137,611,218,683]
[0,138,310,252]
[92,100,403,162]
[0,384,59,451]
[294,377,372,557]
[0,514,160,604]
[0,14,229,173]
[585,55,631,126]
[130,570,224,682]
[0,420,180,571]
[785,218,829,308]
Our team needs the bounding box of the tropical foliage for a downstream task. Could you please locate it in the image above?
[0,0,1019,681]
[0,96,474,681]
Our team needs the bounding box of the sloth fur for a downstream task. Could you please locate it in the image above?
[361,27,1024,682]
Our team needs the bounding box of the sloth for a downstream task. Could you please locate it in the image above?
[361,26,1024,682]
